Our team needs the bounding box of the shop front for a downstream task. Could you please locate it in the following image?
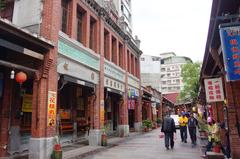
[104,77,124,135]
[0,20,53,156]
[142,87,152,121]
[127,87,139,131]
[128,75,141,131]
[57,33,100,144]
[104,61,126,136]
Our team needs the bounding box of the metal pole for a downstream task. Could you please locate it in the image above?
[216,102,220,122]
[0,60,37,73]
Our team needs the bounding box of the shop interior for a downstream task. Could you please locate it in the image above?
[58,78,94,143]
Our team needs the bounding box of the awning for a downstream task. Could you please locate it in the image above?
[63,75,95,88]
[106,87,123,95]
[0,18,53,54]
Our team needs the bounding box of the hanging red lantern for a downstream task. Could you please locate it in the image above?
[15,71,27,85]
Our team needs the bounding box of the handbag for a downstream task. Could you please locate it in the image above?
[159,132,164,138]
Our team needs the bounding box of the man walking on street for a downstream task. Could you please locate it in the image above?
[179,112,188,143]
[188,113,198,146]
[161,113,176,150]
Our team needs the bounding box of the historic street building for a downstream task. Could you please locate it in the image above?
[0,0,142,158]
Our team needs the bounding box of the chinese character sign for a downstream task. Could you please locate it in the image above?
[204,78,224,103]
[219,25,240,81]
[47,91,57,127]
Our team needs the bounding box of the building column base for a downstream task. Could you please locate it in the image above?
[8,126,21,153]
[29,136,56,159]
[134,122,142,132]
[118,125,129,137]
[88,129,102,146]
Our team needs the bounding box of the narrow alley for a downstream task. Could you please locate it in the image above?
[82,129,201,159]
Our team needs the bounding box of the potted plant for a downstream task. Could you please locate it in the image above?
[198,117,208,137]
[51,136,62,159]
[156,118,162,127]
[101,123,110,146]
[212,141,221,153]
[142,120,152,132]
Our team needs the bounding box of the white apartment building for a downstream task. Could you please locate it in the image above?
[140,55,161,91]
[113,0,132,35]
[160,53,192,94]
[140,53,192,94]
[95,0,132,35]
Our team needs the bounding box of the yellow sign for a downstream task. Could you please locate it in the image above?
[100,100,105,127]
[47,91,57,127]
[22,94,32,112]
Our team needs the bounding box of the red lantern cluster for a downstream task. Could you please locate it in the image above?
[15,71,27,85]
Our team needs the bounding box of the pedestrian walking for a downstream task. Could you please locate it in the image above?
[161,113,176,150]
[179,112,188,143]
[188,112,198,146]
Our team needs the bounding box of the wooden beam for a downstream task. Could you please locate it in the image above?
[209,47,223,71]
[0,60,37,73]
[0,38,44,60]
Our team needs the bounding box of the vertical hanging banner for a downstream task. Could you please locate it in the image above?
[204,78,224,103]
[47,91,57,127]
[219,24,240,81]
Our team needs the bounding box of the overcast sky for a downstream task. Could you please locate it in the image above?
[132,0,213,62]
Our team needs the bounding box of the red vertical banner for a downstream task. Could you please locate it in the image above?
[47,91,57,127]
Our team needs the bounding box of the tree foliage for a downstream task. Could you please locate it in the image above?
[177,62,201,104]
[0,0,6,11]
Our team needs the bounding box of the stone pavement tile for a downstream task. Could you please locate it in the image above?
[63,132,142,159]
[63,146,102,159]
[83,128,202,159]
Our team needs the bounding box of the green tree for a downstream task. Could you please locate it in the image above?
[177,62,201,104]
[0,0,6,11]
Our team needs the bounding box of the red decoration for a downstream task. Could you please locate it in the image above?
[15,72,27,84]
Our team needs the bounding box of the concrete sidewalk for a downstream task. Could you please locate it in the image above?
[63,131,142,159]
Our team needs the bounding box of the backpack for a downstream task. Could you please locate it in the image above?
[163,117,173,132]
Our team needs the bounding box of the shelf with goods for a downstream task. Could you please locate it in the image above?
[59,109,74,134]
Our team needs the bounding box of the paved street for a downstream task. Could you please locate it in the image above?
[83,128,201,159]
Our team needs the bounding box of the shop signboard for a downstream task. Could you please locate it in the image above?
[104,61,125,82]
[128,75,140,89]
[104,77,125,93]
[219,24,240,81]
[100,100,104,127]
[128,99,135,110]
[204,78,224,103]
[128,88,139,98]
[22,94,32,112]
[58,37,100,71]
[47,91,57,127]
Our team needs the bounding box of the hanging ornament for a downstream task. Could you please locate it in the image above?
[15,71,27,85]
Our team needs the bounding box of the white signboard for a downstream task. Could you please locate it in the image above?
[204,78,224,102]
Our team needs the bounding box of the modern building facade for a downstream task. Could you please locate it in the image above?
[160,53,192,94]
[140,54,161,91]
[140,53,192,94]
[0,0,142,158]
[95,0,133,36]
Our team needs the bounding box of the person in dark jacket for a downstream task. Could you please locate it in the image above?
[161,113,176,150]
[188,113,198,146]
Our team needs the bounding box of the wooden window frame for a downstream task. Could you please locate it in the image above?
[61,0,69,34]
